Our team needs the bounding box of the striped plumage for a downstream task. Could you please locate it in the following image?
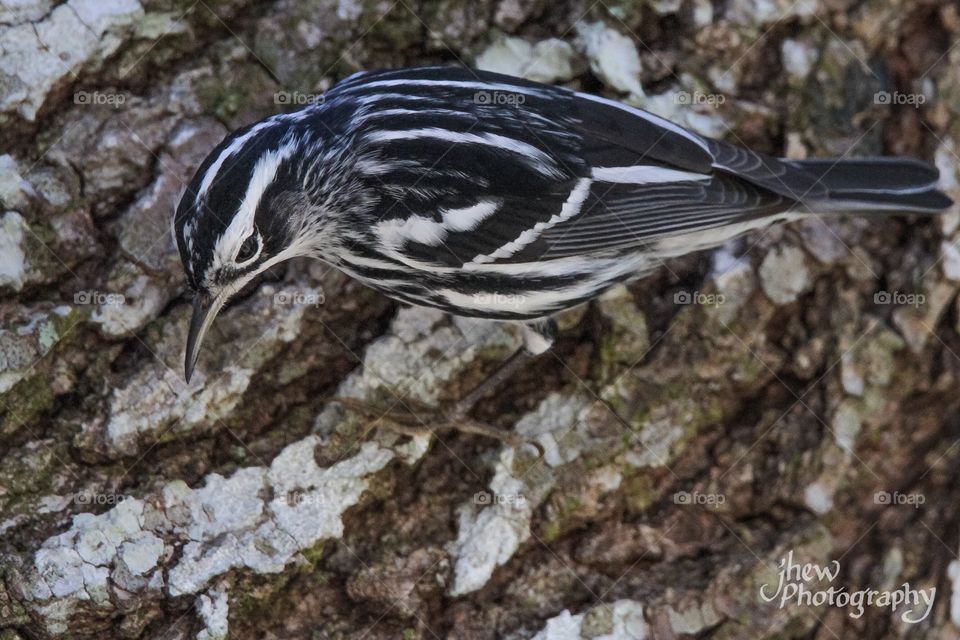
[174,66,951,380]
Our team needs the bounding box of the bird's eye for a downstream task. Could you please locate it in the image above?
[235,231,259,263]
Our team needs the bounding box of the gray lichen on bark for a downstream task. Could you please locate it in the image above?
[2,0,960,638]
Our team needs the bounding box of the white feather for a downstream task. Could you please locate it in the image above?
[651,213,803,257]
[374,201,499,249]
[591,165,710,184]
[363,128,563,179]
[196,119,279,199]
[341,78,550,100]
[209,139,299,280]
[472,178,592,263]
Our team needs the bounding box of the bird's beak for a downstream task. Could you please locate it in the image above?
[183,264,269,382]
[184,291,222,383]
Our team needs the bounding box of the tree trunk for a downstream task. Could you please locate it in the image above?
[2,0,960,638]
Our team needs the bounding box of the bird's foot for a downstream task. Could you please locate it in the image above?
[326,321,557,456]
[327,395,543,456]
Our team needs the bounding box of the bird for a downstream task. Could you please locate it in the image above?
[173,65,951,425]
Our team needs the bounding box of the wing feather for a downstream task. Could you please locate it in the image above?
[521,176,791,260]
[328,66,810,268]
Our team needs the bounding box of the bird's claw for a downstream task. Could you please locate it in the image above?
[326,396,544,457]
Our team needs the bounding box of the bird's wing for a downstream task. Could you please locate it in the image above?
[530,175,791,260]
[326,66,815,267]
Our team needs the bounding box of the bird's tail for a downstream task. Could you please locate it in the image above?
[786,157,953,214]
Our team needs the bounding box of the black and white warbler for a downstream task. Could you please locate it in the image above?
[174,65,951,385]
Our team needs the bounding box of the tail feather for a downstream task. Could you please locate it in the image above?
[786,157,952,214]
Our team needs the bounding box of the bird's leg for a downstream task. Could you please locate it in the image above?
[330,386,534,450]
[447,347,531,419]
[447,317,556,418]
[329,319,557,454]
[417,318,556,452]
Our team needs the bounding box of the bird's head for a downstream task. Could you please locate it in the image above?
[174,122,318,382]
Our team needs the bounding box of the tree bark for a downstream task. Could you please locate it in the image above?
[2,0,960,638]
